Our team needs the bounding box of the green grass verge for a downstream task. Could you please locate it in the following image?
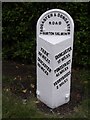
[2,89,89,118]
[2,90,61,118]
[2,68,89,118]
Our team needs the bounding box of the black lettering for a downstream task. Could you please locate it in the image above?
[67,26,70,29]
[49,21,51,25]
[66,21,69,24]
[43,18,46,22]
[53,71,71,87]
[68,32,70,35]
[38,51,42,56]
[60,14,63,18]
[64,78,68,83]
[55,66,68,77]
[59,21,61,25]
[57,59,61,64]
[38,62,48,76]
[56,21,58,25]
[59,82,64,87]
[42,21,44,24]
[55,47,72,60]
[65,33,67,35]
[62,16,65,19]
[38,57,51,73]
[54,13,56,16]
[41,47,49,57]
[55,32,61,35]
[52,21,54,25]
[54,82,57,86]
[48,14,51,18]
[67,29,70,31]
[61,32,64,35]
[45,16,48,20]
[38,51,50,64]
[50,13,53,17]
[57,13,60,17]
[56,86,59,89]
[64,17,67,22]
[42,32,54,35]
[67,24,70,26]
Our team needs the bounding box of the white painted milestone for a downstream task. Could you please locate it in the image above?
[36,9,74,108]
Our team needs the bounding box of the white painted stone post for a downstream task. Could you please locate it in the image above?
[36,9,74,108]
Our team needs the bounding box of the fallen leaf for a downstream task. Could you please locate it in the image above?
[84,81,88,84]
[19,77,22,80]
[17,75,20,78]
[14,77,17,80]
[16,66,19,69]
[31,84,35,88]
[30,91,32,94]
[74,107,79,112]
[57,112,60,115]
[17,75,22,80]
[35,100,39,104]
[50,109,54,114]
[27,75,32,78]
[22,89,27,93]
[6,88,10,92]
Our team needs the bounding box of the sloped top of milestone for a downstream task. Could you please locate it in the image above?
[39,35,70,45]
[37,9,74,37]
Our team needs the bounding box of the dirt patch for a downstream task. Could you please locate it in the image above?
[2,61,84,115]
[2,61,36,99]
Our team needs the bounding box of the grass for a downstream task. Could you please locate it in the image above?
[2,63,90,119]
[65,99,89,118]
[2,88,89,119]
[2,89,60,118]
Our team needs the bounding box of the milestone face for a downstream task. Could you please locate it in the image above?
[37,9,74,108]
[39,11,71,36]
